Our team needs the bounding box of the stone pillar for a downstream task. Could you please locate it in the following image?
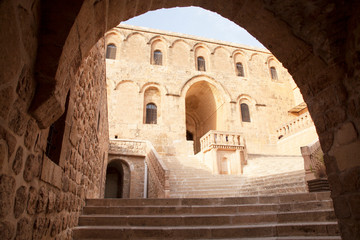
[235,149,243,174]
[211,148,219,174]
[301,145,316,182]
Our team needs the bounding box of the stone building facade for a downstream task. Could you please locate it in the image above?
[106,24,318,157]
[1,0,360,239]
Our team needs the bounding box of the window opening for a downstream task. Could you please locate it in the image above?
[241,103,251,122]
[153,50,162,65]
[197,56,206,71]
[146,103,157,124]
[106,44,116,59]
[270,66,278,80]
[236,62,244,77]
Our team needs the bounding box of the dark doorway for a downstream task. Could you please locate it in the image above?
[105,163,124,198]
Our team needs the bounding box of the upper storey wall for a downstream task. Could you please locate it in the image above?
[105,25,297,104]
[106,25,300,135]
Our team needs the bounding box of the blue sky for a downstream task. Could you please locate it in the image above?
[122,7,265,49]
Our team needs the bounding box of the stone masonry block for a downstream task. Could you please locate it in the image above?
[0,220,15,240]
[0,174,15,218]
[14,186,27,219]
[12,146,24,175]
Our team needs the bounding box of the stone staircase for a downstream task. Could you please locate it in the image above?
[163,155,308,198]
[73,192,340,239]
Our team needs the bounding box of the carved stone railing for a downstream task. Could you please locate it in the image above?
[200,130,247,174]
[200,130,246,152]
[109,139,169,198]
[276,112,314,139]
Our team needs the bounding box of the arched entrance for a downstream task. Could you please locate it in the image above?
[3,0,359,238]
[104,160,130,198]
[185,81,224,153]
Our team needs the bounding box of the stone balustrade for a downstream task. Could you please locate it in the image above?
[144,142,170,198]
[276,112,314,139]
[200,130,246,152]
[200,130,247,175]
[300,140,325,182]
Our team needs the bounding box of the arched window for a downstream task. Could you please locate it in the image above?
[236,62,244,77]
[240,103,251,122]
[145,103,157,124]
[197,56,206,71]
[270,66,278,80]
[153,50,162,65]
[106,44,116,59]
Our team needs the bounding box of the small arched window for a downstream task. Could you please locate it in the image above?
[153,50,162,65]
[270,67,278,80]
[240,103,251,122]
[146,103,157,124]
[197,56,206,71]
[106,44,116,59]
[236,62,244,77]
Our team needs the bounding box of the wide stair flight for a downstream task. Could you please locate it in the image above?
[73,192,340,239]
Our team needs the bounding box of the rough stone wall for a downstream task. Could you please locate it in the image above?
[106,25,308,155]
[0,1,108,236]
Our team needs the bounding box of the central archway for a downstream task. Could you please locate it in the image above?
[185,81,224,153]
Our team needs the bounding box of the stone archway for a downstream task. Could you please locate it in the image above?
[2,0,360,239]
[185,81,224,153]
[104,159,130,198]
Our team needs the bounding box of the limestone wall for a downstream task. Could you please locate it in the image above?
[0,2,109,236]
[106,25,305,155]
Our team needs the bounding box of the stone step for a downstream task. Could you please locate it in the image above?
[168,173,305,183]
[169,187,309,198]
[168,179,306,188]
[75,236,341,240]
[169,184,307,194]
[169,189,308,198]
[86,192,331,206]
[169,179,305,188]
[83,200,333,216]
[78,210,335,227]
[73,222,339,239]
